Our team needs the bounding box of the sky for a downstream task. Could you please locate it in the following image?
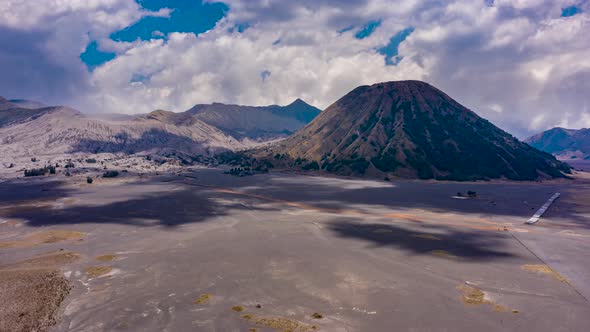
[0,0,589,138]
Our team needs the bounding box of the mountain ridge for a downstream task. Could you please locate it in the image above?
[526,127,590,160]
[185,99,321,140]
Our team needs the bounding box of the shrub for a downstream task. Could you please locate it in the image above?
[102,170,119,178]
[65,171,71,177]
[7,163,14,168]
[24,168,49,177]
[65,162,75,168]
[31,157,37,162]
[48,166,56,174]
[311,313,324,319]
[302,161,320,171]
[86,177,93,184]
[85,158,97,163]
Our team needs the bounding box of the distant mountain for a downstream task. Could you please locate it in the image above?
[0,96,17,111]
[86,113,139,122]
[258,81,571,180]
[0,95,58,127]
[186,99,321,140]
[0,96,321,162]
[0,105,248,161]
[8,99,47,109]
[526,127,590,160]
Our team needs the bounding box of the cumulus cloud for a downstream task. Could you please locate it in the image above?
[1,0,589,138]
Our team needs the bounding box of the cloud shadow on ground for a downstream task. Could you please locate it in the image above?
[327,219,515,261]
[0,177,278,228]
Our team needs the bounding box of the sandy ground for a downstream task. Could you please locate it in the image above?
[1,168,590,331]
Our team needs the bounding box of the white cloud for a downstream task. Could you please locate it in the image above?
[1,0,590,138]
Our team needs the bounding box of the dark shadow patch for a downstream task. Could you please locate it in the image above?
[0,179,71,204]
[1,178,277,228]
[327,220,514,261]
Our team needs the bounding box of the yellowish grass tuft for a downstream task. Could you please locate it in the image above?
[522,264,569,284]
[194,294,213,304]
[0,230,85,248]
[86,266,112,278]
[231,305,245,312]
[96,254,116,262]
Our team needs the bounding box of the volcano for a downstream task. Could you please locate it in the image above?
[263,81,571,180]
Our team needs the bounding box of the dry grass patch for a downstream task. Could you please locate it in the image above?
[457,284,518,314]
[0,249,80,332]
[0,230,84,248]
[0,269,71,332]
[522,264,569,284]
[231,305,245,312]
[458,284,486,305]
[242,315,318,332]
[86,266,112,278]
[96,254,116,262]
[194,294,213,304]
[2,251,80,270]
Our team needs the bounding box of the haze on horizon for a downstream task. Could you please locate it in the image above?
[1,0,589,138]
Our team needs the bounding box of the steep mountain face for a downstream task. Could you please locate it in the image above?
[526,127,590,160]
[186,99,321,140]
[0,106,248,161]
[263,81,571,180]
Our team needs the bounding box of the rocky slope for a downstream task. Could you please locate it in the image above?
[259,81,571,180]
[526,127,590,160]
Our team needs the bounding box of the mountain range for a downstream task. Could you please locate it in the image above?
[2,81,573,181]
[526,127,590,160]
[158,98,320,140]
[256,81,571,181]
[0,97,320,162]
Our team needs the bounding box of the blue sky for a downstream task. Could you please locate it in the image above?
[378,28,415,66]
[110,0,228,42]
[1,0,590,137]
[82,0,228,71]
[561,5,582,17]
